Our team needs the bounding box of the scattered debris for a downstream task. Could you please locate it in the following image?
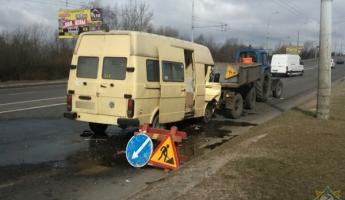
[80,130,93,137]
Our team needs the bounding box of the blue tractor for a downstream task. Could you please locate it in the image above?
[235,47,274,102]
[213,47,283,119]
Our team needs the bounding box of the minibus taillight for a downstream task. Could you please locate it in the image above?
[127,99,135,118]
[67,94,72,111]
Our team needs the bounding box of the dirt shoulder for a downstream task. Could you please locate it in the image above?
[131,77,345,200]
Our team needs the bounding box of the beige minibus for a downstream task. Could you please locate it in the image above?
[64,31,221,134]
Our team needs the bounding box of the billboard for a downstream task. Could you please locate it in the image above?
[58,8,103,39]
[286,46,303,55]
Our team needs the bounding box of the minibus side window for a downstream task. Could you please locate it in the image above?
[77,57,99,79]
[146,60,159,82]
[162,61,184,82]
[102,57,127,80]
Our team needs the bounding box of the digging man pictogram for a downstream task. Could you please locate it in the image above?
[158,144,169,162]
[158,144,175,165]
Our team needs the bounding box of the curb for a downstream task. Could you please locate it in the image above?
[0,80,67,89]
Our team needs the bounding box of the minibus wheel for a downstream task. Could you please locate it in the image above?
[89,123,108,135]
[203,103,215,123]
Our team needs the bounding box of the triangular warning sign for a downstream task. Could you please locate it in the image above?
[224,65,237,80]
[149,136,179,170]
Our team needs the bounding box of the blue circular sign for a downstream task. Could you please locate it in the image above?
[126,134,153,168]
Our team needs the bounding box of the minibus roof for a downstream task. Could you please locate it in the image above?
[76,31,214,65]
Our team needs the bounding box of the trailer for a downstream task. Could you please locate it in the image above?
[212,53,283,119]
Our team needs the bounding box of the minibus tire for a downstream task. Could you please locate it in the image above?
[89,123,108,135]
[203,103,215,123]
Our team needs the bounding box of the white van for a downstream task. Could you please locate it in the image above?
[64,31,221,134]
[271,54,304,76]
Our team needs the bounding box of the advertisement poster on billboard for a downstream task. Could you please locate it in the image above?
[58,8,103,39]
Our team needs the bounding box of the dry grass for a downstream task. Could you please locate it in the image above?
[179,79,345,200]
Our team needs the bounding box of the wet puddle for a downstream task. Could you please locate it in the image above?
[0,118,258,189]
[70,117,257,170]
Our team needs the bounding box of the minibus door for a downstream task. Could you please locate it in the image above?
[97,35,130,117]
[159,46,186,123]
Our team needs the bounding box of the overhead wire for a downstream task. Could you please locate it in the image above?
[23,0,80,9]
[273,0,318,24]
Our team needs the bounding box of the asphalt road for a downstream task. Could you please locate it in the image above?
[0,61,345,200]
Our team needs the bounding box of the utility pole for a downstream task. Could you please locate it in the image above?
[297,31,300,47]
[190,0,227,43]
[265,21,270,50]
[191,0,195,42]
[317,0,333,120]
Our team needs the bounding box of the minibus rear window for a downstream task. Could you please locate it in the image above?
[102,57,127,80]
[77,57,99,79]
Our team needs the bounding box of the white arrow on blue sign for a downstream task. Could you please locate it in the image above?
[126,134,153,168]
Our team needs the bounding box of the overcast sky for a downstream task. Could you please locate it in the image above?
[1,0,345,51]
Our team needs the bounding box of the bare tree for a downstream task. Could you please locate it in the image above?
[216,39,241,62]
[86,0,101,8]
[102,5,120,30]
[120,0,153,31]
[301,40,317,59]
[151,26,180,38]
[195,34,220,60]
[0,25,73,81]
[274,44,287,54]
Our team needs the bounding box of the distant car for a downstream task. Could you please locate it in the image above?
[331,59,335,69]
[271,54,304,76]
[336,59,344,64]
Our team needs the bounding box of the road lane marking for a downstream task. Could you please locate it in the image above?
[0,103,66,114]
[0,182,15,189]
[304,67,317,71]
[7,91,38,96]
[0,96,65,106]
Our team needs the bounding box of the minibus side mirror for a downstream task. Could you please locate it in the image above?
[213,73,220,82]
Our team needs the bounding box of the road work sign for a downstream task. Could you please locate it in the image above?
[126,134,153,168]
[150,135,179,170]
[224,65,238,80]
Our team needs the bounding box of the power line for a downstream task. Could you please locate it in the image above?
[23,0,80,9]
[57,0,86,7]
[272,0,318,23]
